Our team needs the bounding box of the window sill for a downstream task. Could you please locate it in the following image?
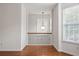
[62,40,79,45]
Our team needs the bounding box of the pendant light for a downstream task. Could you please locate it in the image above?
[41,12,45,30]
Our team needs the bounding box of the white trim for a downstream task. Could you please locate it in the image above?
[53,44,58,51]
[21,44,27,50]
[58,3,62,52]
[61,50,76,56]
[62,40,79,45]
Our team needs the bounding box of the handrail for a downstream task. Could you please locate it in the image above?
[28,32,52,34]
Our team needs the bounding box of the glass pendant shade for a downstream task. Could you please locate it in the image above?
[41,26,45,30]
[41,12,45,30]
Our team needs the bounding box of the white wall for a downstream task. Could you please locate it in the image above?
[0,3,28,51]
[28,14,51,33]
[28,13,52,45]
[21,4,28,50]
[28,14,37,32]
[0,4,4,49]
[52,4,59,50]
[51,4,62,51]
[0,4,21,51]
[61,3,79,55]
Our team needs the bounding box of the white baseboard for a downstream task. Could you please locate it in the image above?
[61,50,78,56]
[0,44,28,51]
[0,49,22,51]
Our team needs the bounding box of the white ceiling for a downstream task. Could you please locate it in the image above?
[24,3,56,14]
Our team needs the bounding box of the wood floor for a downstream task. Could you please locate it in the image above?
[0,45,71,56]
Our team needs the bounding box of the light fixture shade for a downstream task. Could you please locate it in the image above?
[41,11,45,30]
[41,26,45,30]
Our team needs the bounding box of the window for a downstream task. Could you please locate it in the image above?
[63,5,79,44]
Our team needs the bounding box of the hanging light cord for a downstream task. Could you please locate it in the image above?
[42,12,44,26]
